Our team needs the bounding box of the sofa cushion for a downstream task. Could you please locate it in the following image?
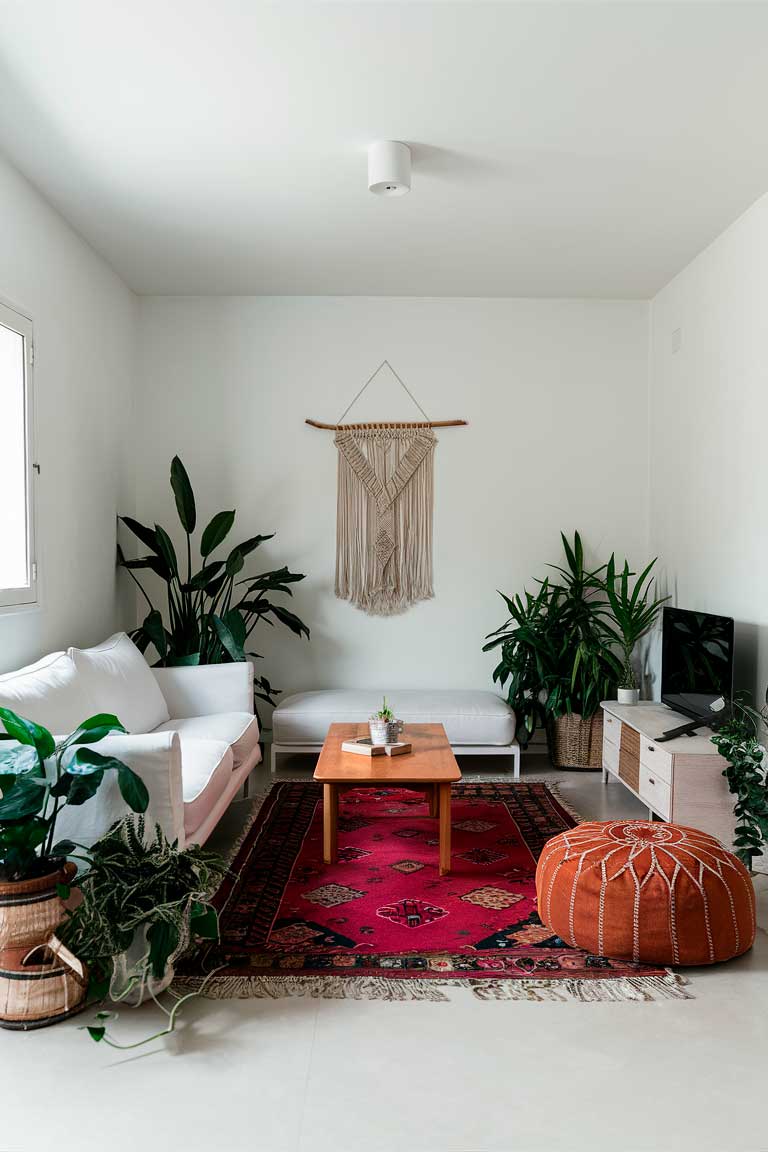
[69,633,170,735]
[272,690,516,746]
[0,651,92,735]
[181,738,234,839]
[153,712,261,768]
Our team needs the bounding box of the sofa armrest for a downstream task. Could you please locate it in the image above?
[152,662,254,719]
[53,731,185,849]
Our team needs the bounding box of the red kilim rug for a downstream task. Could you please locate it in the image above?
[175,781,689,1002]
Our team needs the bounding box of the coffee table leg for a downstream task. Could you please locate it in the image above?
[323,783,338,864]
[438,783,451,875]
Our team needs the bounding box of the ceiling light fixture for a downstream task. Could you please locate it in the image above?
[368,140,411,196]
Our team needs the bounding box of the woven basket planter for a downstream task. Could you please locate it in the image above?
[0,862,87,1029]
[548,712,604,771]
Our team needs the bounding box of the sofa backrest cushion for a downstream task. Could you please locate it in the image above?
[0,651,92,735]
[68,633,170,734]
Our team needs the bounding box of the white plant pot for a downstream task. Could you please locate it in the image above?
[617,687,640,706]
[110,925,175,1006]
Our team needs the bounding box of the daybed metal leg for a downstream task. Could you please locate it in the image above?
[513,745,521,780]
[270,743,277,775]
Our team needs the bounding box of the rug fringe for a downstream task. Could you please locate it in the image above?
[173,970,692,1004]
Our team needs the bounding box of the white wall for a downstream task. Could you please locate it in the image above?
[137,296,650,711]
[0,155,136,672]
[650,190,768,699]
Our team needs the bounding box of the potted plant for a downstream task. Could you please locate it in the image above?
[59,815,224,1015]
[369,697,403,745]
[118,455,310,708]
[484,532,623,769]
[0,708,148,1028]
[605,555,669,705]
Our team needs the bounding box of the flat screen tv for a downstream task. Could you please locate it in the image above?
[661,607,734,721]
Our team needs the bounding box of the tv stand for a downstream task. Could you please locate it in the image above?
[600,701,737,850]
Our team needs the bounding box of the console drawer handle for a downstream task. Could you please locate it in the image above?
[648,777,655,785]
[647,745,655,752]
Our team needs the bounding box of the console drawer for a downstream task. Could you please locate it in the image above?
[639,739,673,785]
[603,711,620,748]
[603,736,619,775]
[639,764,671,819]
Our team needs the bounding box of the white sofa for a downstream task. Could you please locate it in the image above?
[0,633,261,848]
[271,689,519,776]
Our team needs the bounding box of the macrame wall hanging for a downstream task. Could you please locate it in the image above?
[307,361,467,616]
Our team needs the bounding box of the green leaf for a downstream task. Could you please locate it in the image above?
[119,516,160,555]
[211,614,245,662]
[142,608,168,661]
[170,456,197,534]
[154,524,179,579]
[201,510,235,557]
[190,904,219,940]
[235,534,273,557]
[0,708,55,758]
[0,776,47,819]
[117,765,149,813]
[86,1026,106,1043]
[56,883,71,899]
[68,747,117,775]
[0,744,43,775]
[51,840,77,857]
[186,561,224,591]
[225,548,244,577]
[64,769,105,806]
[266,604,310,639]
[66,714,126,747]
[166,653,201,667]
[120,555,170,580]
[147,920,179,980]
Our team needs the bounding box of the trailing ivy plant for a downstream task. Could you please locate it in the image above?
[59,815,226,1048]
[118,456,309,705]
[710,697,768,868]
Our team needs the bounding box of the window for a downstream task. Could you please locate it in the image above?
[0,301,36,608]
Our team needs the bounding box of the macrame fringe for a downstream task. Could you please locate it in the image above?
[173,970,691,1004]
[335,426,435,616]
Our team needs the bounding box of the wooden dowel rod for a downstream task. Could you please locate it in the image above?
[305,418,467,430]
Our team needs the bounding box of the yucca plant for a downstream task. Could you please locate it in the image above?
[118,456,309,705]
[483,532,623,748]
[604,555,668,690]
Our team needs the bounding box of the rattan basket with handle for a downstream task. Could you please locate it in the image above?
[548,712,604,770]
[0,862,87,1029]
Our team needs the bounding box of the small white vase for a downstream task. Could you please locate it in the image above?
[617,687,640,706]
[110,926,175,1006]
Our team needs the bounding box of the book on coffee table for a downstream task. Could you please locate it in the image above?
[341,738,413,757]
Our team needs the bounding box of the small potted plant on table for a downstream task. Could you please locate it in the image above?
[369,697,403,745]
[0,708,148,1029]
[605,555,668,705]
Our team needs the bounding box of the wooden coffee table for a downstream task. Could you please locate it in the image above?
[313,723,462,875]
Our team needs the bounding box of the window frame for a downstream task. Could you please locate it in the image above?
[0,300,37,610]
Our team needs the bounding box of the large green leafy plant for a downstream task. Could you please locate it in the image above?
[119,456,309,705]
[0,709,148,881]
[483,532,625,748]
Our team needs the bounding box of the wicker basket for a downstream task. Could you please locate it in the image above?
[548,712,604,771]
[0,862,86,1029]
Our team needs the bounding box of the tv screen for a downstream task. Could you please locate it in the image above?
[661,607,734,721]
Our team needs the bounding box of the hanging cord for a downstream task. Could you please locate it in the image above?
[336,360,431,425]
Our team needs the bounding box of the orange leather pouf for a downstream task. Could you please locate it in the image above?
[536,820,755,966]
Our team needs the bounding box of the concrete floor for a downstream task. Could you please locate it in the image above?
[2,755,766,1152]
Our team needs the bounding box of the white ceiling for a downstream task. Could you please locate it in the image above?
[1,1,768,297]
